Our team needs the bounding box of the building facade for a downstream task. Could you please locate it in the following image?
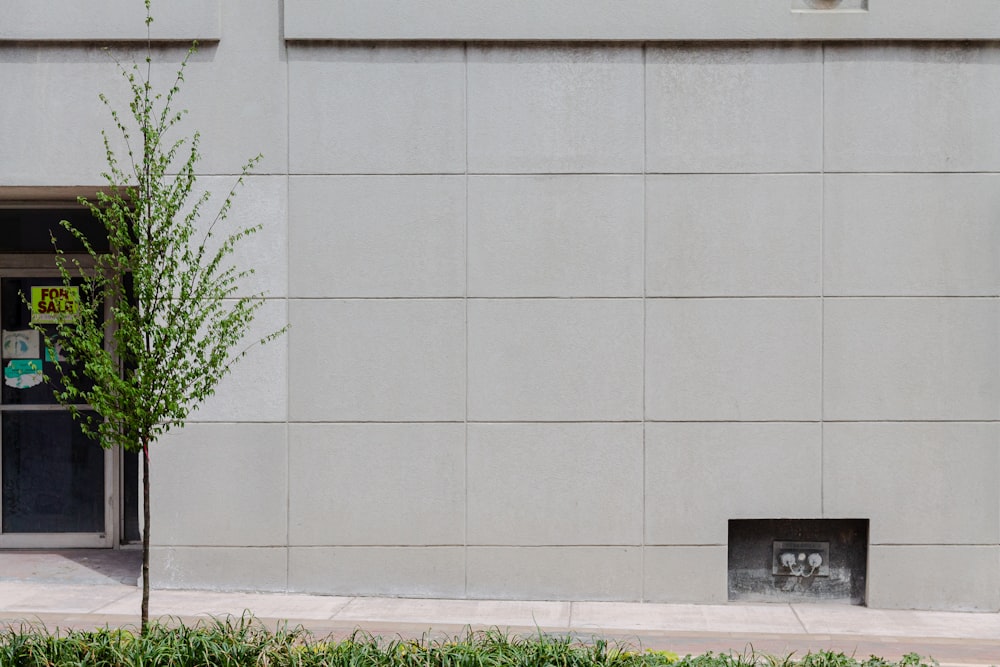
[1,0,998,611]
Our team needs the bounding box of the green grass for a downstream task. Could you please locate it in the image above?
[0,614,938,667]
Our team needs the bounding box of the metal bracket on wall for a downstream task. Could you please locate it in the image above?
[791,0,868,12]
[772,541,830,577]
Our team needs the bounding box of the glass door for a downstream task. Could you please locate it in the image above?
[0,274,114,547]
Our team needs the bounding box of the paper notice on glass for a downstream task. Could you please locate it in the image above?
[2,329,39,359]
[4,359,43,389]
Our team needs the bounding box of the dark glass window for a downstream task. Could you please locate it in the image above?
[1,277,97,405]
[2,410,105,533]
[0,208,110,253]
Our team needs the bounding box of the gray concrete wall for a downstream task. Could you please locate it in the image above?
[1,0,998,611]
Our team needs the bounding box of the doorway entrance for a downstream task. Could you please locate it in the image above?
[0,207,138,548]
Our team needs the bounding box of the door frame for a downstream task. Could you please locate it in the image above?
[0,258,120,549]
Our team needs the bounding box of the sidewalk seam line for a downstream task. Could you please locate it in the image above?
[789,604,809,634]
[329,597,359,621]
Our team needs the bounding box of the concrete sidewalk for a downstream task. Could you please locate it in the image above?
[1,580,999,666]
[0,552,997,666]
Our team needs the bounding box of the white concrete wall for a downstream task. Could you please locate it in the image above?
[284,0,1000,41]
[1,0,219,41]
[1,1,998,611]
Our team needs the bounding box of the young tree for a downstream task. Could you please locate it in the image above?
[31,1,283,634]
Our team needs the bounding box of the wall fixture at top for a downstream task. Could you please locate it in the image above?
[792,0,869,12]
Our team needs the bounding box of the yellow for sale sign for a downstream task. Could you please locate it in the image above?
[31,286,80,324]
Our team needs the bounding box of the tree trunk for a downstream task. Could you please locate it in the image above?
[141,440,150,635]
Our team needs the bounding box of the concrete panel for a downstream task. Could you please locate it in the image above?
[646,45,822,173]
[2,0,219,41]
[644,546,729,603]
[288,299,465,421]
[645,423,822,545]
[467,423,643,545]
[468,176,643,297]
[335,597,570,627]
[150,547,287,592]
[0,46,133,185]
[288,547,465,597]
[646,175,822,296]
[0,583,138,614]
[824,174,1000,296]
[189,299,288,423]
[192,175,288,299]
[867,546,1000,612]
[467,547,642,600]
[151,423,287,546]
[173,0,288,175]
[792,602,1000,640]
[468,299,643,421]
[646,299,822,420]
[824,423,999,545]
[826,45,1000,172]
[97,589,352,620]
[467,45,643,173]
[824,299,999,421]
[288,176,465,298]
[572,597,804,633]
[288,423,465,546]
[283,0,1000,41]
[1,7,285,182]
[288,44,465,174]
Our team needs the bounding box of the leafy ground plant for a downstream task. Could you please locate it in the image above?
[673,649,937,667]
[0,615,941,667]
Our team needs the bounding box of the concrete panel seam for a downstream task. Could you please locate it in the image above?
[640,40,648,603]
[464,39,471,598]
